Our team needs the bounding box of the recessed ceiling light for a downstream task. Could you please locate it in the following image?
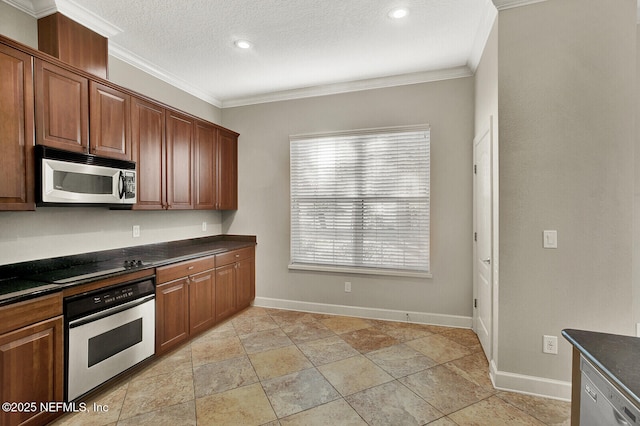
[388,7,408,19]
[234,40,253,49]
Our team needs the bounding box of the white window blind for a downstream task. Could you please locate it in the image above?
[290,125,430,274]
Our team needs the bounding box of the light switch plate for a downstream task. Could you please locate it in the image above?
[543,230,557,249]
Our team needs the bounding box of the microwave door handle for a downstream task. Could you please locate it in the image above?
[118,171,125,199]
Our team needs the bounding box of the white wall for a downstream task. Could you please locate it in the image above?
[222,79,474,323]
[108,57,222,124]
[0,1,38,48]
[634,23,640,334]
[0,4,225,265]
[497,0,636,389]
[0,209,223,265]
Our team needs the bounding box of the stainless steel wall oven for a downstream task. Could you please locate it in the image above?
[64,277,155,401]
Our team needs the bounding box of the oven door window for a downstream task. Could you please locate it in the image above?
[88,318,143,367]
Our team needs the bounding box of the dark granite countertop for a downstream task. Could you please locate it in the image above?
[0,235,256,307]
[562,329,640,409]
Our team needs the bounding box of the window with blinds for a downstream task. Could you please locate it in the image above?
[289,125,430,275]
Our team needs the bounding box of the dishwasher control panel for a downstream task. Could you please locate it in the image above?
[580,356,638,425]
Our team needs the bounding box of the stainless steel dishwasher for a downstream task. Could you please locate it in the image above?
[580,355,639,425]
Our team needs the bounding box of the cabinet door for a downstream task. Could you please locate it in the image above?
[194,121,217,210]
[0,316,63,426]
[236,256,255,310]
[156,279,189,355]
[35,59,88,153]
[215,264,237,322]
[90,81,131,160]
[189,269,216,335]
[0,44,34,211]
[166,111,194,209]
[131,97,165,210]
[216,130,238,210]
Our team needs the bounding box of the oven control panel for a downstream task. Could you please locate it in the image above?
[65,278,155,321]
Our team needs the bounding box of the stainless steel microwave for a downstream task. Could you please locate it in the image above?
[36,146,136,207]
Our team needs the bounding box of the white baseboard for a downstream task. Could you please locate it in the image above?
[253,297,473,328]
[490,359,572,401]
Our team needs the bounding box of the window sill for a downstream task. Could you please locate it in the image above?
[288,263,432,279]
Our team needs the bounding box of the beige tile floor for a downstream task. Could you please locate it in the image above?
[52,306,571,425]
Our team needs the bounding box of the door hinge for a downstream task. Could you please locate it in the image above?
[474,298,478,308]
[474,164,477,174]
[474,232,477,242]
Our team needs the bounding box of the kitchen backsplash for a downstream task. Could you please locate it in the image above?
[0,209,223,265]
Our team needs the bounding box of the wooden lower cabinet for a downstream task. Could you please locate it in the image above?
[0,293,63,426]
[155,278,190,355]
[215,246,255,321]
[214,264,236,323]
[188,269,216,335]
[236,256,255,310]
[155,256,216,355]
[155,248,255,354]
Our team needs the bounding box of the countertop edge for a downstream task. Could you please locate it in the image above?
[0,236,256,307]
[562,329,640,409]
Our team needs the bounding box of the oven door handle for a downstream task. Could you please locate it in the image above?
[68,295,155,329]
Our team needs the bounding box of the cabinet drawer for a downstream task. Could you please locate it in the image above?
[156,256,215,284]
[0,292,62,335]
[215,246,255,267]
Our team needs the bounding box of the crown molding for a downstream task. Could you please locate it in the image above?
[492,0,548,11]
[467,0,498,72]
[1,0,55,18]
[2,0,122,36]
[109,43,223,108]
[54,0,122,37]
[221,66,473,108]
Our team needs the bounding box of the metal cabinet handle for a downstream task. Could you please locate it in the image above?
[482,258,491,265]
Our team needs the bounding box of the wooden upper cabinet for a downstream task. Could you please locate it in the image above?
[0,44,35,211]
[35,58,88,153]
[90,81,131,160]
[166,111,194,210]
[195,121,217,210]
[217,129,238,210]
[38,12,108,79]
[131,97,166,210]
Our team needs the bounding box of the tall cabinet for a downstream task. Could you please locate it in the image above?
[0,44,34,211]
[131,97,166,210]
[217,129,238,210]
[166,111,195,210]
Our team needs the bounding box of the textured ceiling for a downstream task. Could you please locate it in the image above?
[8,0,501,107]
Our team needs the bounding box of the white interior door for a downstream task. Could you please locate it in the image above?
[473,127,493,361]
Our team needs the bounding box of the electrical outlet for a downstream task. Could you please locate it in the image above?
[543,335,558,354]
[132,225,140,238]
[202,221,207,232]
[344,282,351,293]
